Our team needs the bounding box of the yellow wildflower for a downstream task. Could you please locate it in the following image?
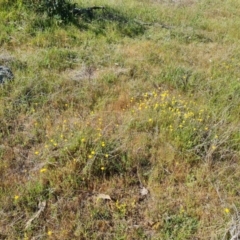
[212,145,216,150]
[14,195,19,200]
[224,208,230,214]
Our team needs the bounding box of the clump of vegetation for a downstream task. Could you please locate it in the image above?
[1,0,240,239]
[23,0,75,22]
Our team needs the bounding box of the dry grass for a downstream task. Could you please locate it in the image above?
[1,0,240,239]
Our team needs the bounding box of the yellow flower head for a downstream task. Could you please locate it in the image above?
[224,208,230,214]
[212,145,216,150]
[14,195,19,200]
[40,168,47,173]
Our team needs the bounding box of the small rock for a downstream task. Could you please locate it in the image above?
[0,66,14,84]
[140,187,149,196]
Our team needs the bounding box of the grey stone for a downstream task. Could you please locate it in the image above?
[0,66,14,84]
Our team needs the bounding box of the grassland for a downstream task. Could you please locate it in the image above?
[1,0,240,239]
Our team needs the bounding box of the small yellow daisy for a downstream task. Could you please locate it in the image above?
[40,168,47,173]
[14,195,19,200]
[224,208,230,214]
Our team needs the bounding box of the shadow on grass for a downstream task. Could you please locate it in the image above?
[29,4,146,38]
[85,6,146,37]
